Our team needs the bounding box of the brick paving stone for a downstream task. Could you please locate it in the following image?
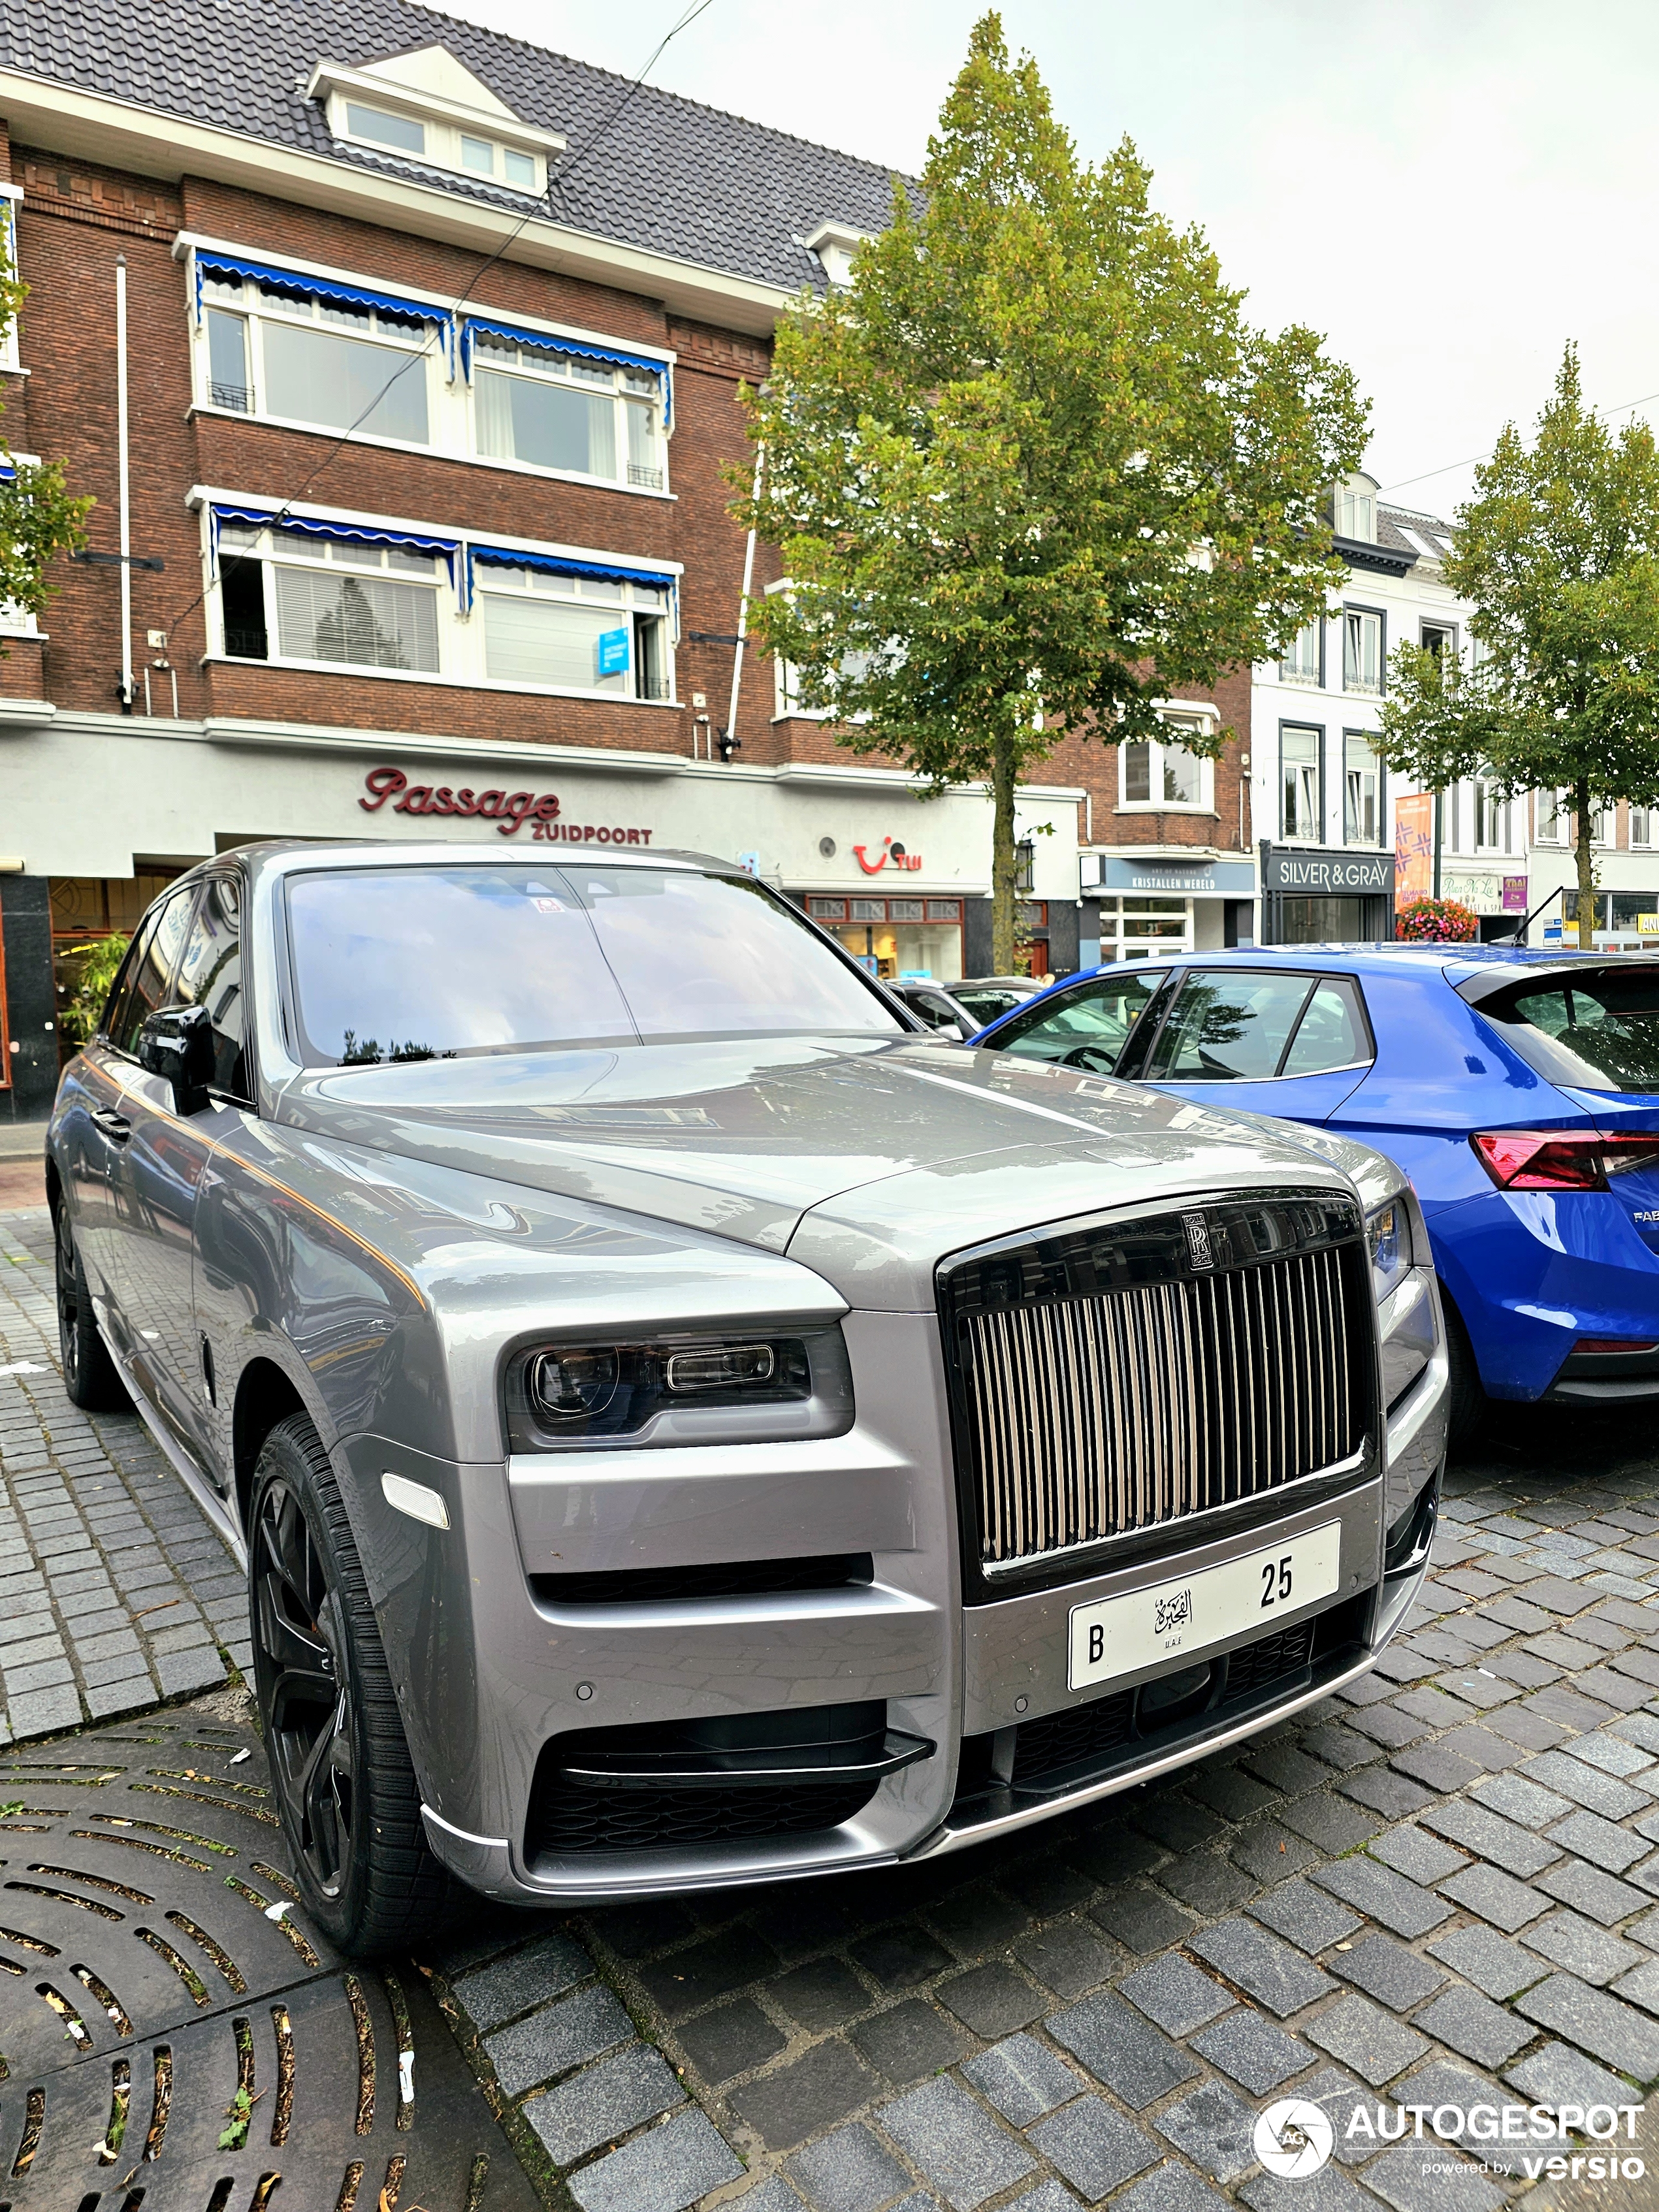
[1027,2095,1159,2201]
[961,2034,1079,2126]
[1113,2169,1229,2212]
[523,2042,683,2166]
[1132,1794,1227,1853]
[1338,1765,1436,1821]
[1562,1730,1657,1780]
[1426,1925,1549,2001]
[674,2000,784,2086]
[1183,1762,1282,1822]
[1469,1771,1573,1829]
[1329,1934,1445,2010]
[1370,1824,1469,1886]
[926,1883,1030,1962]
[1514,1972,1659,2078]
[1522,1910,1646,1987]
[1310,1857,1453,1939]
[1278,1791,1381,1853]
[769,1959,871,2033]
[1158,1849,1258,1915]
[1243,1742,1343,1795]
[1012,1921,1120,2002]
[1249,1880,1362,1955]
[1505,2040,1639,2113]
[1341,1703,1429,1750]
[786,2121,911,2212]
[1189,2006,1313,2094]
[454,1931,592,2034]
[1089,1882,1193,1955]
[1481,1705,1569,1752]
[484,1983,632,2098]
[1391,1740,1487,1795]
[1231,1820,1323,1883]
[1610,1957,1659,2014]
[1436,1861,1551,1932]
[1527,1685,1625,1731]
[1119,1954,1234,2038]
[878,2076,1035,2210]
[937,1963,1042,2039]
[1044,1993,1200,2108]
[850,2000,970,2086]
[1417,1795,1561,1876]
[1547,1809,1649,1874]
[1189,1917,1337,2016]
[639,1931,781,2020]
[1413,1987,1534,2069]
[850,1928,954,1993]
[1153,2078,1259,2184]
[732,2042,880,2153]
[1522,1575,1603,1614]
[1362,2141,1507,2212]
[1305,1993,1430,2085]
[567,2108,742,2212]
[1241,2168,1376,2212]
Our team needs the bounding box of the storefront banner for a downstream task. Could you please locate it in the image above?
[1261,842,1396,897]
[1442,871,1528,918]
[1504,874,1529,912]
[1394,793,1433,909]
[1087,856,1257,897]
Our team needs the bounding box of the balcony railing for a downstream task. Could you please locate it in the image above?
[211,381,253,413]
[627,462,665,490]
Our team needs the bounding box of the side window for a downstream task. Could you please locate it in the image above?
[110,888,195,1056]
[1147,970,1316,1081]
[992,971,1163,1072]
[907,991,961,1032]
[1280,978,1372,1076]
[174,874,248,1097]
[99,910,161,1046]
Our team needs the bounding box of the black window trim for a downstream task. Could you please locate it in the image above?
[1342,725,1387,851]
[1278,716,1326,843]
[101,879,201,1062]
[1341,599,1389,697]
[987,965,1172,1068]
[1133,963,1376,1085]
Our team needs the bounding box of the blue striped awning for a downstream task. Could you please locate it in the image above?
[210,502,462,591]
[194,250,457,374]
[459,315,672,426]
[464,541,677,615]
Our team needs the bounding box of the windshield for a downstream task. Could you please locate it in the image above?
[1479,967,1659,1093]
[284,863,905,1065]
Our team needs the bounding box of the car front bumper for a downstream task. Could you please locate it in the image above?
[359,1304,1446,1907]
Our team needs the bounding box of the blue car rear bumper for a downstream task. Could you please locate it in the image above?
[1433,1189,1659,1402]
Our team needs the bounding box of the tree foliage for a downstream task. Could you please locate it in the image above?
[1378,347,1659,948]
[0,221,92,630]
[735,13,1368,965]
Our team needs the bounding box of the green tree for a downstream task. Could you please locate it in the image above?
[0,222,92,627]
[735,13,1368,967]
[1379,346,1659,949]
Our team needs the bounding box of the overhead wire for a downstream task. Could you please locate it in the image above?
[1381,383,1659,498]
[159,0,717,644]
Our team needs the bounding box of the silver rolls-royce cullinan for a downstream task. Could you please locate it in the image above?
[46,842,1446,1953]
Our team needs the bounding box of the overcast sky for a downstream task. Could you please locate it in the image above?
[434,0,1659,521]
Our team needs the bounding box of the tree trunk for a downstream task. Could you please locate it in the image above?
[1574,775,1596,950]
[990,730,1018,974]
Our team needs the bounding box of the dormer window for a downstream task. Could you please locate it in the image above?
[1334,471,1379,544]
[804,221,873,289]
[309,49,564,197]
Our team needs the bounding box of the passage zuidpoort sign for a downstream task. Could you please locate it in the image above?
[1067,1521,1341,1690]
[359,765,656,844]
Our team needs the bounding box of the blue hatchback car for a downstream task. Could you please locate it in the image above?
[971,945,1659,1439]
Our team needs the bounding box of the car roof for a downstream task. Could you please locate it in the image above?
[231,839,742,888]
[1063,944,1659,980]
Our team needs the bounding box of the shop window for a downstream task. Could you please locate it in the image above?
[479,563,672,700]
[200,272,432,444]
[825,893,964,982]
[807,897,847,922]
[1095,895,1192,961]
[474,332,666,490]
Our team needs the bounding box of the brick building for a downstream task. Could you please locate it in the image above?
[0,0,1087,1121]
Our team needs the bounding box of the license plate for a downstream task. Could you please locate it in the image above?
[1067,1521,1342,1691]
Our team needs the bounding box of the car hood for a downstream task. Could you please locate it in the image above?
[274,1035,1366,1279]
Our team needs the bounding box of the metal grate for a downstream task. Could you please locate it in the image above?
[944,1193,1371,1578]
[527,1779,875,1856]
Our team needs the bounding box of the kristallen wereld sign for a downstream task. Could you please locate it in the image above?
[359,765,656,845]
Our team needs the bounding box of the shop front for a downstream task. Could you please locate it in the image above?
[1079,851,1259,967]
[1259,842,1396,945]
[0,714,1083,1116]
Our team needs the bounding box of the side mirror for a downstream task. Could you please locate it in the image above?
[138,1004,216,1114]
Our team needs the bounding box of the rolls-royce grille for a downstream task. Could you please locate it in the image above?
[942,1193,1372,1578]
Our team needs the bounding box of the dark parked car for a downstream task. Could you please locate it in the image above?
[48,844,1444,1950]
[973,944,1659,1438]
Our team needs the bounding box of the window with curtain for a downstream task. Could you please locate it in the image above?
[479,564,672,697]
[473,334,664,488]
[1280,620,1321,682]
[200,273,432,444]
[1344,730,1382,844]
[1281,726,1321,839]
[218,522,442,673]
[1342,609,1382,693]
[1473,777,1510,852]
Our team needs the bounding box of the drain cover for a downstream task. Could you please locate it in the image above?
[0,1705,538,2211]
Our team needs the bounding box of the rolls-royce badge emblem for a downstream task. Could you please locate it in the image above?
[1183,1213,1214,1270]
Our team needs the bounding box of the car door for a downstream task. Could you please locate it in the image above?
[57,908,163,1304]
[1138,967,1376,1123]
[981,967,1171,1074]
[119,872,253,1458]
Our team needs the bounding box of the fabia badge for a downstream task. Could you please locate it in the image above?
[1253,2099,1334,2178]
[1183,1212,1215,1270]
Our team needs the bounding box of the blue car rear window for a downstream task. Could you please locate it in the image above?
[1483,969,1659,1092]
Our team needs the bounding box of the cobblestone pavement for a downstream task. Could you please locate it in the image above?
[4,1187,1658,2209]
[0,1204,249,1744]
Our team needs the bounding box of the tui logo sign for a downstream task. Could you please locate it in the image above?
[854,836,922,874]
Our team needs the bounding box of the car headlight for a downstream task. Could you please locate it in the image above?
[504,1325,854,1451]
[1366,1195,1415,1302]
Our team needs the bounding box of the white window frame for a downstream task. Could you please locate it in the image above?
[1280,722,1323,842]
[1279,618,1321,686]
[1093,893,1194,961]
[1342,727,1385,848]
[307,63,563,197]
[1335,474,1378,543]
[195,490,681,707]
[470,332,668,494]
[1472,776,1511,855]
[214,519,450,680]
[195,270,437,451]
[474,560,674,704]
[0,446,42,637]
[1119,710,1216,813]
[1534,788,1567,845]
[1342,605,1384,696]
[1631,805,1654,851]
[0,187,22,374]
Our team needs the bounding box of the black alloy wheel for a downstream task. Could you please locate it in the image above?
[55,1202,125,1410]
[248,1414,451,1954]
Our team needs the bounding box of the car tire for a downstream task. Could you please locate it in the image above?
[55,1204,127,1411]
[1442,1294,1487,1453]
[248,1412,453,1957]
